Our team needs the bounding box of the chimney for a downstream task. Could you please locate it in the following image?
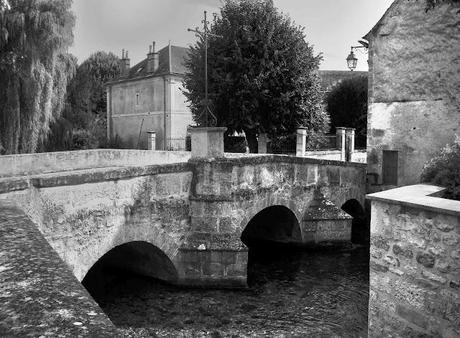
[147,41,159,73]
[120,49,130,77]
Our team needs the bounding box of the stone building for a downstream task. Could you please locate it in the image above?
[106,43,192,150]
[366,0,460,188]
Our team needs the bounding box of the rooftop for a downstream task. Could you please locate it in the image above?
[108,44,189,85]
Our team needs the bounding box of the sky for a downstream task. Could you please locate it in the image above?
[70,0,394,71]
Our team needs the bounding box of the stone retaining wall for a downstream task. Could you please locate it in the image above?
[367,184,460,337]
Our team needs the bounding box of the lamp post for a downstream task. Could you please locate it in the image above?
[187,11,223,127]
[346,42,368,71]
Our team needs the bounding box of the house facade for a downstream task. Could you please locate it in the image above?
[106,43,192,150]
[366,0,460,188]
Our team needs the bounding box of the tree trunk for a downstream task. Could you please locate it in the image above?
[245,129,258,153]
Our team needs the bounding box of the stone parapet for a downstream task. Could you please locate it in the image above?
[0,200,118,337]
[0,149,191,178]
[367,184,460,337]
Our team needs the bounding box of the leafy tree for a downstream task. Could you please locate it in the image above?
[183,0,329,152]
[0,0,75,154]
[425,0,460,11]
[46,51,121,151]
[325,76,368,148]
[421,136,460,200]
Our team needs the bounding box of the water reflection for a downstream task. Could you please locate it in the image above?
[94,246,369,337]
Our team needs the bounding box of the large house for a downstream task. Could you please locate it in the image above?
[365,0,460,188]
[106,43,192,150]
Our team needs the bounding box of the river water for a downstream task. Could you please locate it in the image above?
[93,246,369,338]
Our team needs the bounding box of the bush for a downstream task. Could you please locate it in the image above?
[421,135,460,200]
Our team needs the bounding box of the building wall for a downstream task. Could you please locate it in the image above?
[169,77,193,150]
[367,1,460,186]
[109,75,192,150]
[367,185,460,337]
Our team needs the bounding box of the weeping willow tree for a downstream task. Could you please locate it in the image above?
[0,0,75,154]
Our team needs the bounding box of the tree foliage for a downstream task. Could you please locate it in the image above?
[0,0,75,154]
[46,51,121,151]
[425,0,460,11]
[183,0,329,152]
[421,136,460,200]
[325,76,368,148]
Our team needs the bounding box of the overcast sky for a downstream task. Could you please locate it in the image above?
[70,0,393,71]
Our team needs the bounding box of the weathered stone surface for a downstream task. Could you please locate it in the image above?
[417,252,436,269]
[396,305,428,330]
[393,244,414,259]
[366,0,460,186]
[0,200,119,337]
[368,184,460,337]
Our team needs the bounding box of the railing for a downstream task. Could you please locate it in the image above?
[166,138,187,151]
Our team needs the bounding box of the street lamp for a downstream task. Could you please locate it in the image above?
[187,11,223,127]
[346,41,368,71]
[346,48,358,71]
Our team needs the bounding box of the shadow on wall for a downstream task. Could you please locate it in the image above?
[82,241,178,303]
[341,199,369,244]
[241,206,302,249]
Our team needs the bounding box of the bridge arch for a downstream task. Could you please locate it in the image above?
[82,241,178,299]
[241,204,302,247]
[341,199,368,243]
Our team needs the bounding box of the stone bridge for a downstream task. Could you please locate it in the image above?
[0,149,365,289]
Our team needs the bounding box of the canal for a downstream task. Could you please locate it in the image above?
[87,246,369,337]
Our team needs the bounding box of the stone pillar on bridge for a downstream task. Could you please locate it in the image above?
[190,127,227,159]
[336,127,346,161]
[345,128,355,162]
[146,131,156,150]
[258,133,268,154]
[296,128,307,157]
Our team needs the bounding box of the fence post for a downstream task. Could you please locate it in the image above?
[345,128,355,162]
[258,133,268,154]
[296,128,307,157]
[147,131,156,150]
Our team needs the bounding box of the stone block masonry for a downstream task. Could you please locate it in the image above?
[0,200,119,337]
[0,150,366,335]
[367,185,460,337]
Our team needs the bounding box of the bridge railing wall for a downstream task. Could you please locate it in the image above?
[367,185,460,337]
[0,149,191,178]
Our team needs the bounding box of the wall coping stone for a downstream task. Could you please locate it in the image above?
[0,163,191,193]
[0,149,191,178]
[367,184,460,217]
[190,154,367,168]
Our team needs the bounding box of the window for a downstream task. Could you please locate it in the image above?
[382,150,398,185]
[136,92,140,106]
